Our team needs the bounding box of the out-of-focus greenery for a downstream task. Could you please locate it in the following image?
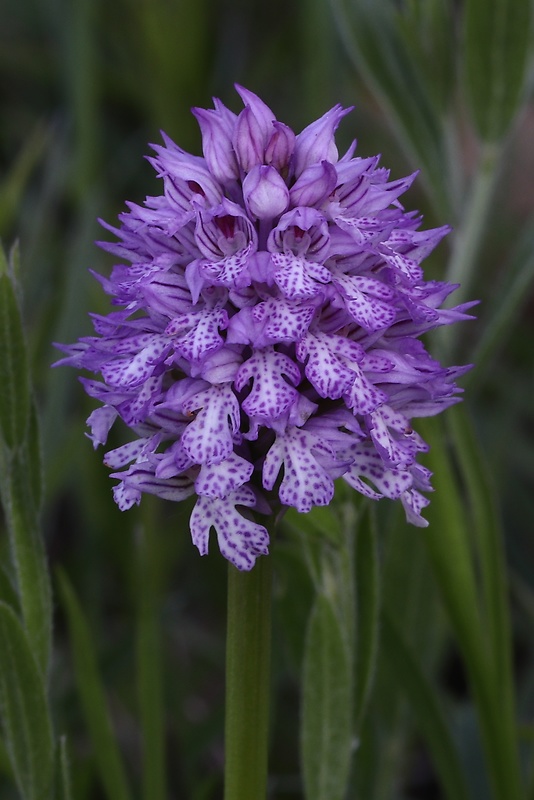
[1,0,534,798]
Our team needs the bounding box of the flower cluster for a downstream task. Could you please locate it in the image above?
[56,86,473,570]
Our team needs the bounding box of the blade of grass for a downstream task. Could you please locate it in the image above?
[381,609,471,800]
[301,594,353,800]
[420,416,523,800]
[463,0,532,142]
[448,405,521,787]
[57,570,132,800]
[136,507,166,800]
[354,505,380,729]
[329,0,450,215]
[0,602,54,800]
[0,244,52,677]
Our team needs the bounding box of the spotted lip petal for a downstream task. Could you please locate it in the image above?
[56,85,473,569]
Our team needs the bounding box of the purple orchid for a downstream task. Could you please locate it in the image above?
[56,86,474,570]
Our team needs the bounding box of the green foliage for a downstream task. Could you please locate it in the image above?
[302,595,352,800]
[1,1,533,798]
[0,603,54,800]
[464,0,532,141]
[57,571,132,800]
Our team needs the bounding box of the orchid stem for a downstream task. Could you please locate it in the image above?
[224,554,273,800]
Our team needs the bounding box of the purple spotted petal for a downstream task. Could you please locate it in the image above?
[263,427,336,513]
[195,452,254,498]
[235,348,301,422]
[190,487,270,570]
[166,307,228,363]
[271,252,331,299]
[180,383,240,465]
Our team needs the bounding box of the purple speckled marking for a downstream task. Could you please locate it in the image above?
[190,487,269,570]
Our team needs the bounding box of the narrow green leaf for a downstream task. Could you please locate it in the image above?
[448,405,521,782]
[0,245,30,449]
[0,126,49,234]
[136,520,166,800]
[464,0,532,141]
[381,610,471,800]
[421,416,523,800]
[0,602,54,800]
[330,0,450,214]
[0,563,19,611]
[470,223,534,383]
[0,244,51,676]
[57,736,74,800]
[1,452,52,678]
[354,507,380,727]
[419,417,482,650]
[395,0,456,115]
[57,571,132,800]
[301,595,352,800]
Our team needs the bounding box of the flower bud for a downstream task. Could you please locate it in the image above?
[289,160,338,207]
[293,105,352,178]
[192,107,239,184]
[265,122,296,171]
[234,106,266,172]
[243,165,290,220]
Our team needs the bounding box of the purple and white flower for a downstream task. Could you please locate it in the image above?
[56,86,474,570]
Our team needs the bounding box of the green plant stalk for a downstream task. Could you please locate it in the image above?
[224,554,273,800]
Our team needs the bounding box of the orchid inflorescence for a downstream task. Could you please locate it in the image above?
[56,86,473,570]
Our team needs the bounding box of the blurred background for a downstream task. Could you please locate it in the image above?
[1,0,534,798]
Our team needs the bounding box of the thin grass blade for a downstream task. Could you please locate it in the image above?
[464,0,532,141]
[57,571,132,800]
[381,609,471,800]
[0,602,54,800]
[301,594,353,800]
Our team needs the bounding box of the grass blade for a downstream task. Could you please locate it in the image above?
[464,0,532,141]
[381,609,471,800]
[421,415,523,800]
[0,602,54,800]
[354,505,380,728]
[57,571,132,800]
[301,594,352,800]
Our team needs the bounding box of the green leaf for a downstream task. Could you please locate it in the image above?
[470,223,534,384]
[354,507,380,727]
[0,244,30,449]
[420,415,523,800]
[448,405,521,783]
[0,126,49,235]
[330,0,450,214]
[381,610,471,800]
[57,571,132,800]
[464,0,532,141]
[0,451,52,677]
[0,602,54,800]
[301,594,353,800]
[136,520,166,800]
[57,736,74,800]
[395,0,456,115]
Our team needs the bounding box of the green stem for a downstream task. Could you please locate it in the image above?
[224,554,273,800]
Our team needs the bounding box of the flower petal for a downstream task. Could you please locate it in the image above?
[190,487,270,570]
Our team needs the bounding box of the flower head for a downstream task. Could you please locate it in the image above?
[56,87,474,570]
